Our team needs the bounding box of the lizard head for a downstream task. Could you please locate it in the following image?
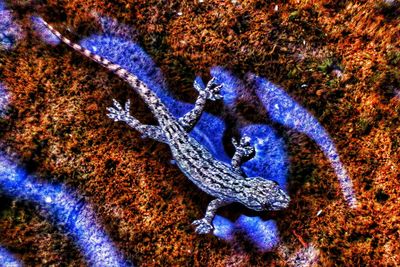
[241,177,290,211]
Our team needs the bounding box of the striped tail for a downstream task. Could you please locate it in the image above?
[39,18,171,117]
[40,19,132,79]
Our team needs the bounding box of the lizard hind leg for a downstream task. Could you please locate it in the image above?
[192,198,231,234]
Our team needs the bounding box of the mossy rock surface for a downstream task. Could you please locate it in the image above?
[0,1,399,266]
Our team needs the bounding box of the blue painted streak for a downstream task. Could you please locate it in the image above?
[0,82,10,117]
[253,75,357,208]
[213,215,280,252]
[0,0,23,50]
[0,153,129,267]
[0,246,22,267]
[31,16,61,45]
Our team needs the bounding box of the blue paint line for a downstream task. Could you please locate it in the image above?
[0,1,23,50]
[0,246,22,267]
[31,16,61,45]
[236,215,280,251]
[253,75,357,208]
[0,82,10,117]
[0,153,130,267]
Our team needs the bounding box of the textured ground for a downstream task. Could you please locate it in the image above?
[0,0,399,266]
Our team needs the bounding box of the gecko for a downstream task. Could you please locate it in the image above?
[40,19,290,234]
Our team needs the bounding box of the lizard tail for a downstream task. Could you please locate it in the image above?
[39,19,135,83]
[39,18,170,116]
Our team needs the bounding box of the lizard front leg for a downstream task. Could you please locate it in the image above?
[107,99,168,143]
[179,77,223,132]
[231,135,255,174]
[192,198,231,234]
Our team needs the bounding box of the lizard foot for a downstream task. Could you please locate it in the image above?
[106,99,133,122]
[232,135,255,158]
[192,218,214,234]
[194,77,223,101]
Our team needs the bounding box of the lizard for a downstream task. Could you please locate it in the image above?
[40,19,290,234]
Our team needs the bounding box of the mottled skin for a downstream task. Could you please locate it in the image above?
[41,19,290,234]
